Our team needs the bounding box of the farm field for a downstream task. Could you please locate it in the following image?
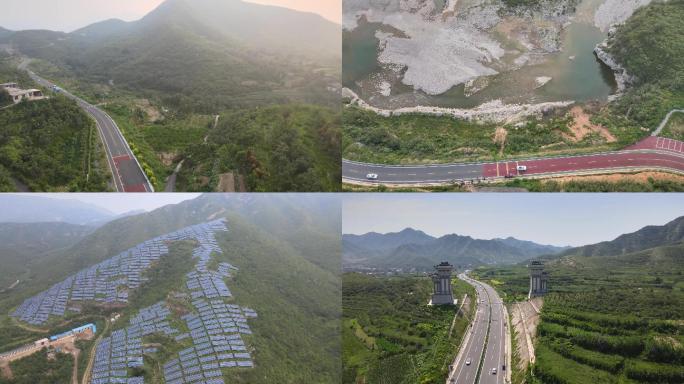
[474,244,684,383]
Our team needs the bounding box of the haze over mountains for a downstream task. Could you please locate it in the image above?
[0,0,341,109]
[343,228,570,270]
[0,195,115,225]
[344,213,684,271]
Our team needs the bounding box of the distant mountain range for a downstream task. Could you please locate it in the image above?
[0,0,341,109]
[343,228,570,270]
[0,27,11,39]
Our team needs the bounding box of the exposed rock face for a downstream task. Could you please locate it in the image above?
[594,35,633,97]
[376,17,505,95]
[345,0,579,101]
[535,76,552,89]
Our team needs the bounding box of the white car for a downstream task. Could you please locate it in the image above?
[366,173,379,180]
[491,368,497,375]
[466,358,471,366]
[516,165,527,172]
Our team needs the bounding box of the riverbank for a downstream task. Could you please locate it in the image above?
[343,87,574,124]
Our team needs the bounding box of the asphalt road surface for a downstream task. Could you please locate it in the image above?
[447,274,506,384]
[343,137,684,185]
[19,60,153,192]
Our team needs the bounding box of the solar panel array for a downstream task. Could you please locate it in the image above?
[91,301,186,384]
[11,220,227,325]
[161,223,258,384]
[12,219,259,383]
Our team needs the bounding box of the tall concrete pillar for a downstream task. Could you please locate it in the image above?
[430,262,456,305]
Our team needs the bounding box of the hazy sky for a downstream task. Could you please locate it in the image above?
[343,194,684,247]
[31,193,200,215]
[0,0,340,32]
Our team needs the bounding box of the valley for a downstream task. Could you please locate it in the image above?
[341,196,684,384]
[0,0,342,192]
[473,216,684,384]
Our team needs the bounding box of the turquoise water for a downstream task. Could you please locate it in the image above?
[342,18,382,88]
[433,0,447,12]
[343,7,617,109]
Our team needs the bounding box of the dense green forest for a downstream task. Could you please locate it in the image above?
[474,243,684,384]
[0,96,110,191]
[0,349,74,384]
[603,0,684,134]
[179,105,341,192]
[342,273,475,384]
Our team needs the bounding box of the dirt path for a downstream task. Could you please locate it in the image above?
[511,297,543,372]
[11,317,48,334]
[164,159,185,192]
[567,106,616,143]
[166,114,220,192]
[71,349,80,384]
[0,360,12,380]
[217,173,236,192]
[448,294,468,338]
[81,320,109,384]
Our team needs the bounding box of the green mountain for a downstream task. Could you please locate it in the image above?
[558,216,684,258]
[0,194,340,383]
[343,229,567,270]
[0,222,93,289]
[1,0,341,111]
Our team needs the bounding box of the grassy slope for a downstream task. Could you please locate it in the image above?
[661,112,684,141]
[474,244,684,383]
[342,273,475,384]
[503,176,684,192]
[342,106,622,165]
[0,223,92,288]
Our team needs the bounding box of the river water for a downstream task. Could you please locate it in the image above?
[343,0,617,109]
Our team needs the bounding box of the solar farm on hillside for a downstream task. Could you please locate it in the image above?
[10,219,258,384]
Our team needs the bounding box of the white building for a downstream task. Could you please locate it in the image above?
[1,83,46,104]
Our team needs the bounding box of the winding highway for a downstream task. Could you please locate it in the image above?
[343,112,684,185]
[448,274,507,384]
[18,59,153,192]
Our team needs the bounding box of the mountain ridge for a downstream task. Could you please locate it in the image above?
[557,216,684,258]
[0,0,341,110]
[343,228,569,269]
[0,195,114,225]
